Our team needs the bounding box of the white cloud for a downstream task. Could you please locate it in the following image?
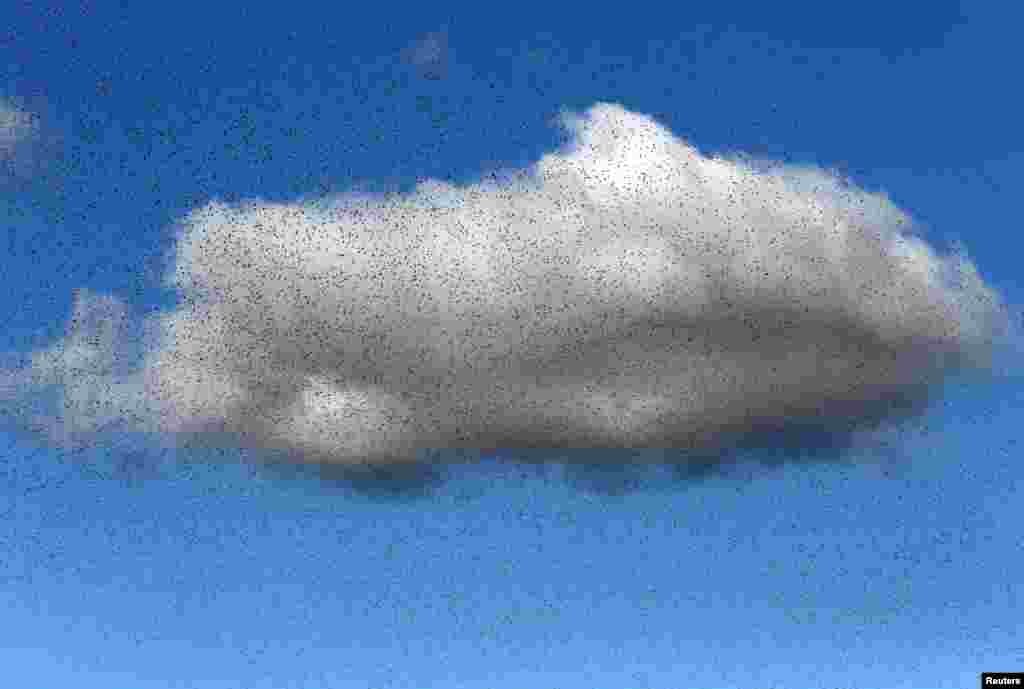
[0,290,154,448]
[0,99,39,162]
[2,103,1016,466]
[402,27,449,80]
[0,97,56,180]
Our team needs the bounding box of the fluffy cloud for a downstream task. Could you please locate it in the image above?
[4,103,1016,466]
[0,99,40,172]
[0,290,153,449]
[402,27,450,80]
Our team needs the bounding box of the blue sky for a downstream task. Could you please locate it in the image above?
[1,3,1023,688]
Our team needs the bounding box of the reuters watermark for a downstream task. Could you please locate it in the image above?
[983,673,1024,687]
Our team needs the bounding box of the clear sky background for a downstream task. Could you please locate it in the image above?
[1,2,1023,688]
